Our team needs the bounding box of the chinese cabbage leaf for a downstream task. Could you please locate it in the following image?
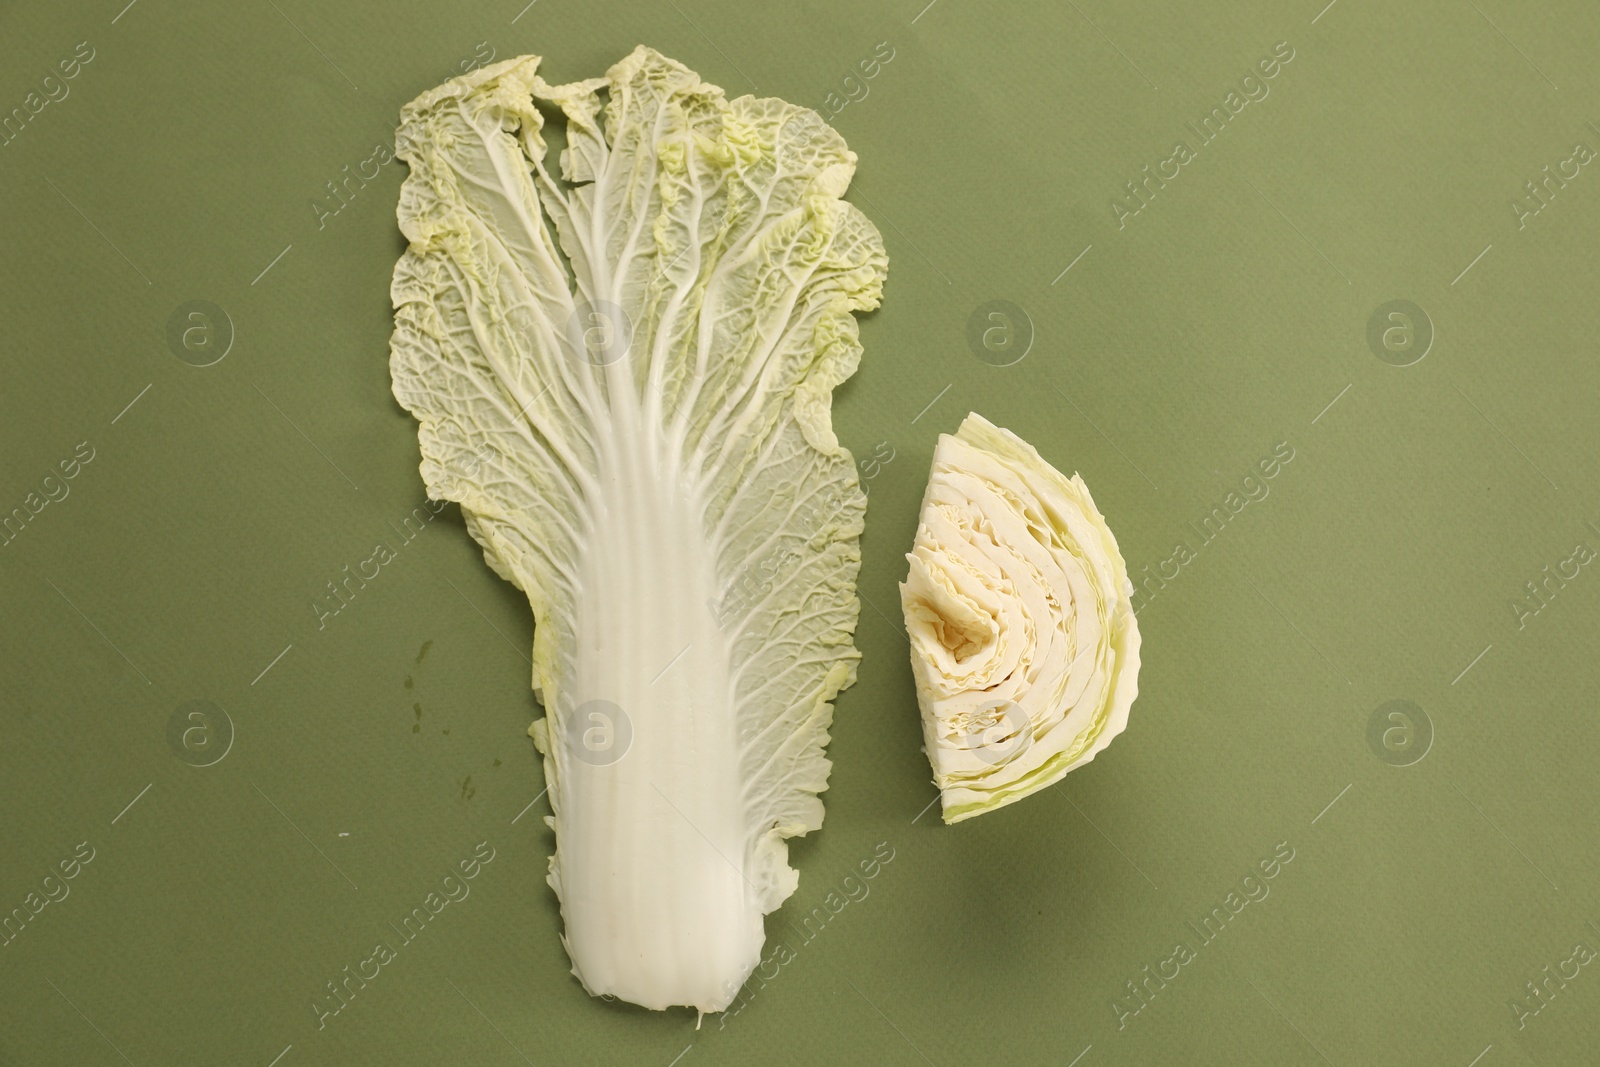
[389,47,887,1013]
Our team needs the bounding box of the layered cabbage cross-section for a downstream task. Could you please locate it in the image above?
[900,414,1140,823]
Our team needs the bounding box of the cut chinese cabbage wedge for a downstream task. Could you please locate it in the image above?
[900,414,1140,824]
[389,48,886,1013]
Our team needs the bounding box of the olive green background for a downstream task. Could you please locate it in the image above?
[3,0,1598,1064]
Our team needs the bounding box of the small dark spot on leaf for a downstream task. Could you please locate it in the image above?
[414,703,422,719]
[461,775,474,800]
[443,728,451,735]
[492,758,502,768]
[416,639,434,665]
[404,676,413,690]
[413,724,421,733]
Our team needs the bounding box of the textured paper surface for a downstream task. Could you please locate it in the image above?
[2,1,1597,1064]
